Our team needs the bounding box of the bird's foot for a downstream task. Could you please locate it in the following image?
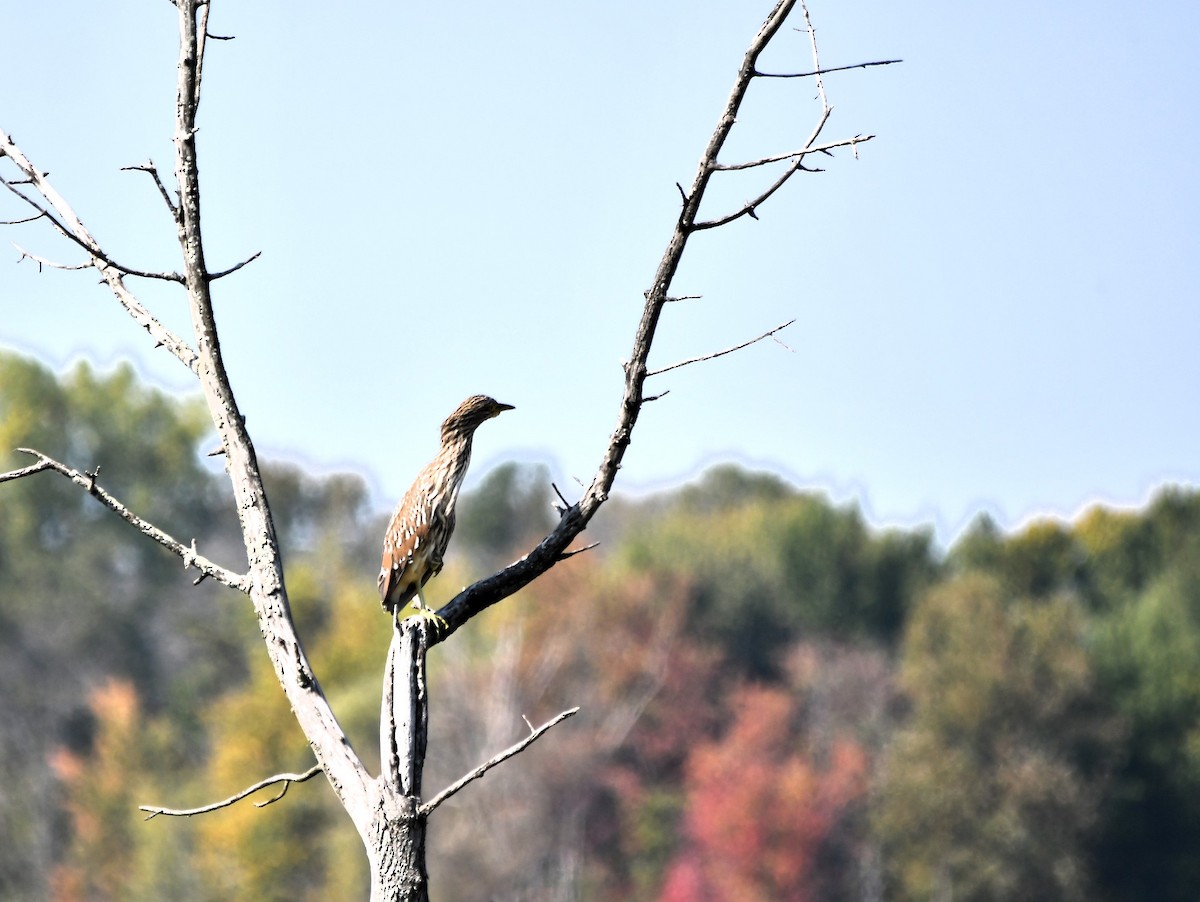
[405,604,448,634]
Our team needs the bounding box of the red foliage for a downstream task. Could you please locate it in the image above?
[660,685,868,902]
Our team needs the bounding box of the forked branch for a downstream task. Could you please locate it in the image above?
[434,0,888,637]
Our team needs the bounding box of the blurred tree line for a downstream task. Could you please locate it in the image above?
[3,348,1200,900]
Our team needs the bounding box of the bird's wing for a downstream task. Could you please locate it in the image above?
[378,481,432,610]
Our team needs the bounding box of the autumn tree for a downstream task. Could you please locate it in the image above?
[0,1,887,897]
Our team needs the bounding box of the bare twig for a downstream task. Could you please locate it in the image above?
[0,212,45,226]
[691,3,893,228]
[692,157,811,228]
[694,104,835,230]
[12,243,92,272]
[756,57,902,78]
[557,542,599,561]
[121,161,179,219]
[139,764,322,819]
[550,481,572,516]
[712,134,872,171]
[0,456,52,483]
[209,250,261,280]
[800,1,829,110]
[0,448,248,591]
[648,319,796,377]
[418,708,580,817]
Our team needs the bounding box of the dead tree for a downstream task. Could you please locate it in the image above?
[0,1,891,898]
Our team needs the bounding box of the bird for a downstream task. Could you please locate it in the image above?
[377,394,514,629]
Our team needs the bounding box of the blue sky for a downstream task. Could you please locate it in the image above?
[2,1,1198,546]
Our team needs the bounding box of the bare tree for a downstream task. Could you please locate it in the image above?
[0,1,891,898]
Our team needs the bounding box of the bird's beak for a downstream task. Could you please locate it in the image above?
[495,402,515,414]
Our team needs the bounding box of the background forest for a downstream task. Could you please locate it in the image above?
[3,349,1199,901]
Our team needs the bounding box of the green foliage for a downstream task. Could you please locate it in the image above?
[261,462,375,563]
[454,461,555,565]
[1089,563,1200,899]
[875,574,1115,901]
[674,463,793,513]
[950,513,1090,601]
[619,469,937,674]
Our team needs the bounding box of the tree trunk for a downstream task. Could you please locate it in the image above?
[367,788,428,902]
[371,620,431,900]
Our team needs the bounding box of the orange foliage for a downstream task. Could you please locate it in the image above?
[48,680,143,902]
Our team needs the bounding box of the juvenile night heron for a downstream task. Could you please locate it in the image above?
[377,394,513,627]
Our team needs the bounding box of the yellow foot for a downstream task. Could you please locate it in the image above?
[404,604,448,634]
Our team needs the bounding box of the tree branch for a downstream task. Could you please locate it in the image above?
[139,764,323,819]
[1,448,249,591]
[418,708,580,817]
[0,173,185,281]
[0,131,200,372]
[169,0,374,826]
[647,319,795,377]
[432,0,827,639]
[694,101,836,230]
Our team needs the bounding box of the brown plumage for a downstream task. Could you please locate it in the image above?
[378,394,513,622]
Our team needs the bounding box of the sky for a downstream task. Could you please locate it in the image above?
[1,0,1198,547]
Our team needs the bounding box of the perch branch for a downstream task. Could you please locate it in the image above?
[1,448,248,592]
[418,708,580,817]
[647,319,796,377]
[139,764,323,819]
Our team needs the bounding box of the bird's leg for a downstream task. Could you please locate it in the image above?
[411,584,448,633]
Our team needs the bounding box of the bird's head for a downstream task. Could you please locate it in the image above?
[441,394,514,440]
